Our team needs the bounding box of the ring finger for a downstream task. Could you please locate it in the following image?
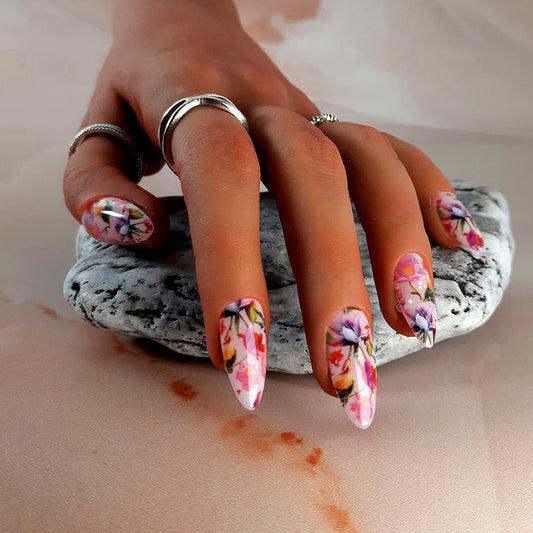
[319,122,437,348]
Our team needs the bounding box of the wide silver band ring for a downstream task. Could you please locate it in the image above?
[158,94,249,177]
[69,123,146,184]
[310,113,340,126]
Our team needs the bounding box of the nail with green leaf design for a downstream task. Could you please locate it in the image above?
[326,308,376,429]
[436,192,484,250]
[81,197,153,245]
[394,253,436,348]
[219,298,267,410]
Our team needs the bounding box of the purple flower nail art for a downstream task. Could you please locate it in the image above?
[394,253,436,347]
[326,308,376,429]
[436,192,484,250]
[219,298,267,410]
[81,198,153,245]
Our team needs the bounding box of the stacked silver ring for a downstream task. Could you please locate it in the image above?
[69,105,337,184]
[68,123,146,184]
[158,94,249,177]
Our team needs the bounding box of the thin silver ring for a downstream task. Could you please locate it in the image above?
[68,123,146,184]
[158,94,249,177]
[310,113,340,127]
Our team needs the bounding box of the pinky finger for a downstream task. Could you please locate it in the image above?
[385,134,484,251]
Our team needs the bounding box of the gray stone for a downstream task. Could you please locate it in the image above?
[64,180,514,373]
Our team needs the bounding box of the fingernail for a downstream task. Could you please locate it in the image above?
[436,192,484,250]
[81,198,154,245]
[326,308,376,429]
[394,253,437,348]
[219,298,267,410]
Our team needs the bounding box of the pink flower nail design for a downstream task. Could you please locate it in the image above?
[394,253,436,348]
[81,198,153,245]
[436,192,484,250]
[219,298,267,410]
[326,308,376,429]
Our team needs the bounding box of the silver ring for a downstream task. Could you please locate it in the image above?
[158,94,249,177]
[310,113,340,126]
[68,123,146,184]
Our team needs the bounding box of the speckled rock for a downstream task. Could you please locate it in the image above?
[64,180,514,373]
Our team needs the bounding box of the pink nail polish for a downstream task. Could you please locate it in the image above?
[394,253,436,348]
[219,298,267,410]
[436,192,484,250]
[326,308,376,429]
[81,198,153,245]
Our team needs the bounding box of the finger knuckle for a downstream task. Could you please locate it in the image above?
[286,127,343,169]
[323,240,360,270]
[367,206,423,236]
[63,162,93,200]
[182,119,258,178]
[351,125,393,151]
[195,228,254,264]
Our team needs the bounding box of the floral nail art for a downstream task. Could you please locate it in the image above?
[394,253,436,348]
[81,198,153,245]
[326,308,376,429]
[436,192,484,250]
[219,298,267,410]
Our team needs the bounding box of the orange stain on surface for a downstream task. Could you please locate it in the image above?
[305,447,323,467]
[170,379,198,401]
[321,503,358,533]
[36,304,60,319]
[230,414,257,431]
[110,335,134,355]
[161,363,358,531]
[280,431,304,445]
[0,294,360,532]
[220,414,278,457]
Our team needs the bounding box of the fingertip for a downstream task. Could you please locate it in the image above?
[324,307,377,429]
[77,192,169,249]
[65,130,172,247]
[215,297,269,410]
[383,134,485,251]
[391,252,437,348]
[434,191,485,251]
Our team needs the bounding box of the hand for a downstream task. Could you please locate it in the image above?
[63,0,484,428]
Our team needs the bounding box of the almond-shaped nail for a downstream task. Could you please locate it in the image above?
[394,253,436,348]
[219,298,267,410]
[436,192,484,250]
[81,197,154,245]
[326,308,376,429]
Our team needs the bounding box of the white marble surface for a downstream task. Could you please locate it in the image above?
[1,1,532,531]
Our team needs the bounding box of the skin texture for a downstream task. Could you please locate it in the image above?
[63,0,478,416]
